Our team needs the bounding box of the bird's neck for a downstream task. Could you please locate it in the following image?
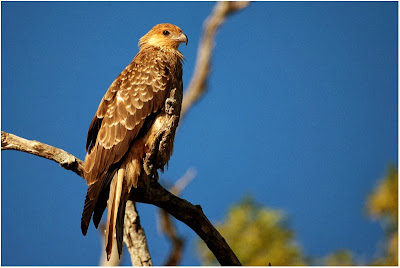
[140,45,185,62]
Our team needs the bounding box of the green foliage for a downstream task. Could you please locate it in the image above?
[322,249,354,266]
[197,197,306,265]
[367,165,398,229]
[367,165,398,265]
[197,166,398,265]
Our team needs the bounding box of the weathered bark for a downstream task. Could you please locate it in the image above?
[1,131,241,265]
[1,131,84,177]
[130,181,241,266]
[123,201,153,266]
[1,131,153,265]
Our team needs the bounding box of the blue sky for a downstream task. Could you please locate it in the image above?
[1,1,397,265]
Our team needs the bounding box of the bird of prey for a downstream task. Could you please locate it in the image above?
[80,23,187,260]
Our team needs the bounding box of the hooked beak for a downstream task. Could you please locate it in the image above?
[176,32,188,45]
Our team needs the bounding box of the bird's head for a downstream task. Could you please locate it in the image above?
[139,23,188,50]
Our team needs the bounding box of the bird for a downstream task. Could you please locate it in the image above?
[80,23,187,260]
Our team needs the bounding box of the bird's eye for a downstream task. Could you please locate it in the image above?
[163,30,170,36]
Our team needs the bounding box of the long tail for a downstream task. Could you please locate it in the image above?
[82,149,143,260]
[104,150,142,260]
[105,168,126,260]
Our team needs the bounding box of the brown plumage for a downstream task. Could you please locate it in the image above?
[81,23,187,260]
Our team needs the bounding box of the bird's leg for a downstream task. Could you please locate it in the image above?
[143,129,165,176]
[155,87,181,167]
[143,87,181,185]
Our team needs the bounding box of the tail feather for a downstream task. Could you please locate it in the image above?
[93,166,119,228]
[81,191,95,236]
[92,184,109,229]
[81,181,103,235]
[116,190,128,256]
[105,168,125,260]
[81,167,117,235]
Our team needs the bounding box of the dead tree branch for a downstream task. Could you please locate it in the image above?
[1,131,84,177]
[98,201,152,266]
[181,1,250,119]
[1,131,241,265]
[130,181,241,266]
[169,168,197,197]
[1,131,152,266]
[123,201,153,266]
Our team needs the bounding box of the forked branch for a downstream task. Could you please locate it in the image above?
[1,131,241,265]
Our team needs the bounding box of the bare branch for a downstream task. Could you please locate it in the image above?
[98,201,152,266]
[1,131,152,266]
[170,168,196,196]
[130,182,241,266]
[1,131,84,177]
[2,130,240,265]
[123,201,153,266]
[181,1,250,119]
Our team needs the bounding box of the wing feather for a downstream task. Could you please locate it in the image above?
[86,116,102,152]
[117,101,128,120]
[115,123,126,142]
[83,48,170,186]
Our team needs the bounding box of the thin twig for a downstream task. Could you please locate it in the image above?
[169,168,197,196]
[159,168,196,265]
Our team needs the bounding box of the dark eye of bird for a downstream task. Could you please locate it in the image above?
[163,30,170,36]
